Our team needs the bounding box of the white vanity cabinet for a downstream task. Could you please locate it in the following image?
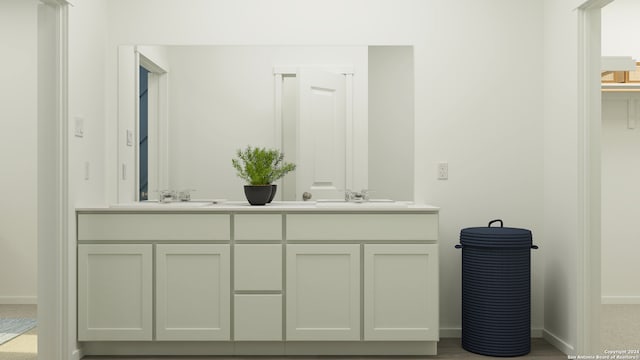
[155,244,230,340]
[363,244,439,341]
[78,244,153,341]
[77,213,231,342]
[77,205,439,356]
[286,244,360,340]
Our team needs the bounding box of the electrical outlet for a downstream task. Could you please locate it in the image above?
[438,162,448,180]
[126,130,133,146]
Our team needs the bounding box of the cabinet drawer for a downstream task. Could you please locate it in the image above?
[234,214,282,240]
[287,213,438,241]
[78,213,230,241]
[234,244,282,291]
[234,294,282,341]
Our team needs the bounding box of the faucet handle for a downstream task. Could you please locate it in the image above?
[157,189,177,203]
[178,189,195,202]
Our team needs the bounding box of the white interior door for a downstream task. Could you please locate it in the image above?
[297,69,346,200]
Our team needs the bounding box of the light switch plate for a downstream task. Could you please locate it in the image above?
[74,117,84,138]
[126,130,133,146]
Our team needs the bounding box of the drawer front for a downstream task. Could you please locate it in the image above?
[234,294,282,341]
[78,213,230,241]
[234,214,282,240]
[234,244,282,291]
[286,213,438,241]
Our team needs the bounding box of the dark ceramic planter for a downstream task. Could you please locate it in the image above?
[244,185,273,206]
[267,184,277,203]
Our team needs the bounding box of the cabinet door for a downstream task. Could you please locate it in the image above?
[364,244,438,340]
[286,244,360,340]
[78,244,153,341]
[156,244,230,340]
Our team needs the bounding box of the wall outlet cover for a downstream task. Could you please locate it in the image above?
[437,162,448,180]
[126,130,133,146]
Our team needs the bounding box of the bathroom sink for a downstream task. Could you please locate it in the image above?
[315,199,408,208]
[110,200,218,208]
[268,201,315,207]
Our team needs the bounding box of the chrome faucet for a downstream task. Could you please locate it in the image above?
[345,189,370,202]
[158,190,177,203]
[157,189,196,202]
[178,189,195,202]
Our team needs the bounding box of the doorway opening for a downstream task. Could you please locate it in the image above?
[139,66,150,200]
[136,52,168,201]
[599,0,640,352]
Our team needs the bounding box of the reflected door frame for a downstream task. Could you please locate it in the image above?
[135,49,168,201]
[274,66,356,201]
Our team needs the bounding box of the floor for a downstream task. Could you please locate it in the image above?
[600,304,640,352]
[80,338,566,360]
[2,304,638,360]
[0,304,37,360]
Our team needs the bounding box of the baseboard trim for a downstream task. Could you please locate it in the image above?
[601,296,640,304]
[440,328,543,338]
[82,341,438,356]
[0,296,37,304]
[543,329,574,355]
[71,348,82,360]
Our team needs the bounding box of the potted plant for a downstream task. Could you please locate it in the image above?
[232,146,296,205]
[265,149,296,203]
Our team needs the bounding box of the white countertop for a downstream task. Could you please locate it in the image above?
[77,200,439,213]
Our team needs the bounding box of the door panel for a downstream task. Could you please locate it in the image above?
[78,244,153,341]
[364,244,439,340]
[155,244,230,340]
[297,69,346,200]
[286,244,360,340]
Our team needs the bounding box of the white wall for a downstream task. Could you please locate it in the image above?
[601,0,640,304]
[105,0,545,336]
[0,0,38,304]
[542,0,594,353]
[68,0,109,356]
[416,2,545,335]
[601,93,640,303]
[165,46,368,201]
[369,46,414,201]
[602,0,640,60]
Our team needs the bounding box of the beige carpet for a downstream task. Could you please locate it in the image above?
[600,304,640,353]
[0,305,37,360]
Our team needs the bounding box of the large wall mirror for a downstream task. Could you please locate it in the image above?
[118,45,414,202]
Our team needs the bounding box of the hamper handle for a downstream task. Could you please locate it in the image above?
[488,219,503,228]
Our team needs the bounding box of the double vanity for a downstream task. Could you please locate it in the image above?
[76,201,440,356]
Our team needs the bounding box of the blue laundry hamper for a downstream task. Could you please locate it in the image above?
[455,219,538,357]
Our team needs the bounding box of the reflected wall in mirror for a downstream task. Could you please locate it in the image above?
[118,45,414,202]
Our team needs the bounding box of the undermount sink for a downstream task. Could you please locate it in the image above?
[110,200,220,208]
[315,199,408,207]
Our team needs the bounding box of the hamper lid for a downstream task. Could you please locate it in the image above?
[459,219,535,248]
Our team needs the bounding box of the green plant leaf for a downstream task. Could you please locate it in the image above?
[231,146,296,185]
